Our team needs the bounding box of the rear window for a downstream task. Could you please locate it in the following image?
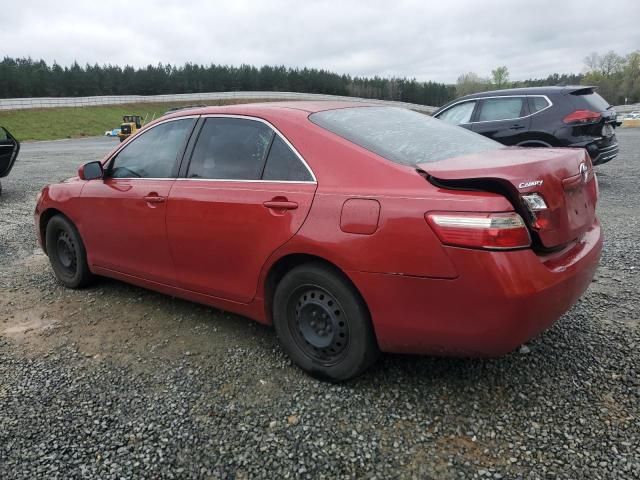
[570,90,610,111]
[309,107,501,165]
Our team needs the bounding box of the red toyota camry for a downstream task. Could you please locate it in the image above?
[34,102,602,381]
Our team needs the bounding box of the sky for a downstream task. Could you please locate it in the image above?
[3,0,639,84]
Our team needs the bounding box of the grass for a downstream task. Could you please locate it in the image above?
[0,99,281,141]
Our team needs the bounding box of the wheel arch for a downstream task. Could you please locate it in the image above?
[262,253,371,327]
[516,134,556,147]
[39,208,70,255]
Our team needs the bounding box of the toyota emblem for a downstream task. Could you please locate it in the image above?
[579,162,589,182]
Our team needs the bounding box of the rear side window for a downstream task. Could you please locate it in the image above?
[570,90,610,111]
[528,96,551,114]
[437,101,476,125]
[478,97,525,121]
[310,107,501,166]
[262,136,313,182]
[187,117,273,180]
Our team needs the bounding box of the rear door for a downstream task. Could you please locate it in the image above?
[472,96,531,144]
[166,116,317,303]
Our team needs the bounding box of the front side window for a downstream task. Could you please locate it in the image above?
[478,97,525,122]
[187,117,273,180]
[109,118,195,178]
[310,106,501,166]
[437,101,476,125]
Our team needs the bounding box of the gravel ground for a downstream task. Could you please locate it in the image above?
[0,133,639,479]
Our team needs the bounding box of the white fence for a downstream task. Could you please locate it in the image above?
[1,91,635,116]
[0,91,437,113]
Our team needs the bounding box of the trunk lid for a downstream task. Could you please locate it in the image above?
[420,147,598,249]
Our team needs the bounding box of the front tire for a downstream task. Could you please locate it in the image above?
[45,215,94,288]
[273,263,379,381]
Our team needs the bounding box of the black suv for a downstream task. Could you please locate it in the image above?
[433,86,618,165]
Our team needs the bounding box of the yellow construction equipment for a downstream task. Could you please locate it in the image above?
[117,115,143,143]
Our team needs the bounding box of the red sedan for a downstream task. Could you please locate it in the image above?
[34,102,603,381]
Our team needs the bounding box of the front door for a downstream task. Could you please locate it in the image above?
[80,117,196,284]
[167,116,317,303]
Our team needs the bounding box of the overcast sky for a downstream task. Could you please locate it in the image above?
[3,0,639,83]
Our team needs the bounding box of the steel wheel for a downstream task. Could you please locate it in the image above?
[288,285,350,365]
[45,214,94,289]
[55,230,78,276]
[273,262,379,381]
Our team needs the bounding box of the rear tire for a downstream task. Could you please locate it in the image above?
[45,215,94,289]
[273,263,379,382]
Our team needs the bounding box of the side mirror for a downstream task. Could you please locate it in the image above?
[78,161,104,181]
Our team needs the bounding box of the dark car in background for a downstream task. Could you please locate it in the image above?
[0,126,20,195]
[433,86,618,165]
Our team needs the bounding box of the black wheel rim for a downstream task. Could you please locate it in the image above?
[287,285,350,365]
[55,230,77,275]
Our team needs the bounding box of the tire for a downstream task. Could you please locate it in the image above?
[45,215,94,289]
[273,263,379,381]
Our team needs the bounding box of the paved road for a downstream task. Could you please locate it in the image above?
[0,132,638,479]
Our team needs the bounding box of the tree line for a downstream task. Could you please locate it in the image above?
[0,57,455,106]
[456,49,640,105]
[2,50,637,106]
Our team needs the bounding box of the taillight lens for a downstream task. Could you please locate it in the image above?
[426,212,531,250]
[563,110,601,125]
[521,193,550,229]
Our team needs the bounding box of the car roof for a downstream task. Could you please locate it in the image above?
[455,85,596,101]
[164,100,379,118]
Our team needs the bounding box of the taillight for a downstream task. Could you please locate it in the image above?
[563,110,601,125]
[521,193,550,229]
[425,212,531,250]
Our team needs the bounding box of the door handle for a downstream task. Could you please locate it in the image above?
[510,124,525,130]
[144,194,166,204]
[263,200,298,210]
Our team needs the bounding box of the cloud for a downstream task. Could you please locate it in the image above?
[2,0,639,83]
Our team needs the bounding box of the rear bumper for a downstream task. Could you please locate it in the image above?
[591,143,618,165]
[569,135,618,165]
[349,220,603,356]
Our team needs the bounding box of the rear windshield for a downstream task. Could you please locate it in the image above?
[570,90,611,111]
[309,106,501,165]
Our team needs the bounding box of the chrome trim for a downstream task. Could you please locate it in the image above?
[174,178,316,184]
[106,177,176,181]
[105,113,318,184]
[436,95,553,124]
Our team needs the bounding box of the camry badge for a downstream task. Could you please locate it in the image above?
[518,180,544,189]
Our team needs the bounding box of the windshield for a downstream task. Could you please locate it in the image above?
[309,106,501,165]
